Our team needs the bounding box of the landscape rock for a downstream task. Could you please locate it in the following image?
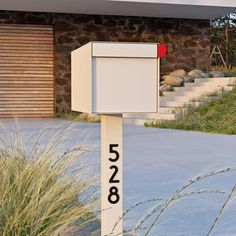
[160,84,174,92]
[161,75,168,81]
[164,75,184,87]
[188,69,209,79]
[209,71,225,78]
[169,69,187,78]
[183,76,195,83]
[79,113,101,123]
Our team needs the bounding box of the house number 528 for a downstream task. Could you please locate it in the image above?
[108,144,120,204]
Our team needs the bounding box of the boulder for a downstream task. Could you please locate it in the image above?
[79,113,101,123]
[209,71,225,78]
[164,75,184,87]
[161,75,168,81]
[160,84,174,92]
[169,69,187,78]
[188,69,208,79]
[183,76,194,83]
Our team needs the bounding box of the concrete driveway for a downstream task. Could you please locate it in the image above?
[0,119,236,236]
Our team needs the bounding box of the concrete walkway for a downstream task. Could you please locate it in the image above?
[0,119,236,236]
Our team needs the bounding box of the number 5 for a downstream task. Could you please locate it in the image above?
[109,144,119,162]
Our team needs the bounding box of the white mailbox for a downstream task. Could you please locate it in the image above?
[72,42,166,114]
[71,41,166,236]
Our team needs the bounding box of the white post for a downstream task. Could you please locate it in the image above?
[101,114,123,236]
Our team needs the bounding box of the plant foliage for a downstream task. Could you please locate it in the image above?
[0,127,98,236]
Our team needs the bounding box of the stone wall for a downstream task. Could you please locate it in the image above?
[0,11,210,112]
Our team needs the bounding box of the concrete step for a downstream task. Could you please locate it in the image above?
[124,107,176,116]
[162,89,200,101]
[166,85,225,98]
[161,85,233,103]
[165,84,227,97]
[124,113,179,125]
[166,86,201,95]
[124,118,147,126]
[125,77,235,125]
[159,107,176,114]
[165,80,232,97]
[194,77,233,84]
[160,100,202,107]
[124,112,177,120]
[184,77,230,86]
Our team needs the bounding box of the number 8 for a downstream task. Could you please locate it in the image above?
[108,186,120,204]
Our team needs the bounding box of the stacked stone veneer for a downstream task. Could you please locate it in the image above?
[0,11,210,112]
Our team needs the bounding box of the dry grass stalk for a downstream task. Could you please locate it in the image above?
[134,167,236,236]
[207,184,236,236]
[0,125,99,236]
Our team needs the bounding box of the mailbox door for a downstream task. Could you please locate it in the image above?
[93,57,158,114]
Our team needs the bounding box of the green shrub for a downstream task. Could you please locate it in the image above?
[224,69,236,77]
[0,128,98,236]
[56,112,100,123]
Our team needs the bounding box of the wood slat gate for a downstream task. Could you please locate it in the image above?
[0,24,54,118]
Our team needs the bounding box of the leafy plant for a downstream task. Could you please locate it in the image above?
[56,111,100,123]
[224,68,236,77]
[211,13,236,68]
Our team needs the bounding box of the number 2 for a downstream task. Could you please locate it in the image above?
[109,165,120,183]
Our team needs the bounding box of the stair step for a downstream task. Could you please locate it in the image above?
[166,84,225,96]
[160,101,201,107]
[159,107,175,114]
[166,82,230,96]
[124,113,178,126]
[194,77,232,83]
[124,118,146,126]
[161,86,233,103]
[124,77,235,125]
[124,113,177,120]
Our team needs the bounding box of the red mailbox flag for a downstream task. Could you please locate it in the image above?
[157,43,167,58]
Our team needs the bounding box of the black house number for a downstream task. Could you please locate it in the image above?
[108,144,120,204]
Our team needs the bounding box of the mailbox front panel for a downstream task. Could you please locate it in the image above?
[93,57,158,114]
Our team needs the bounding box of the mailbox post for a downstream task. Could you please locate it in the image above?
[101,114,123,235]
[71,42,166,236]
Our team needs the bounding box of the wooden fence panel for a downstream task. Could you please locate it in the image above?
[0,24,54,118]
